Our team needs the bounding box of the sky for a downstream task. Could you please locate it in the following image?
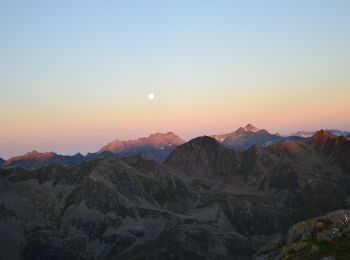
[1,0,350,158]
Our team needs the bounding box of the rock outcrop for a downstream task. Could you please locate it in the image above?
[254,210,350,259]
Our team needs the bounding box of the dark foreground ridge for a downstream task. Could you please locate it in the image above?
[0,131,349,259]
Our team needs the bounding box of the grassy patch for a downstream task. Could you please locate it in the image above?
[285,232,350,260]
[310,232,350,260]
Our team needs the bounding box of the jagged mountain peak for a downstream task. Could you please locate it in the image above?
[311,129,337,142]
[243,123,260,132]
[212,124,259,142]
[72,152,84,158]
[215,125,280,150]
[235,124,261,135]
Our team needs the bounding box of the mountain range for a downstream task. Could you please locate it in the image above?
[293,129,350,138]
[4,124,348,170]
[0,129,350,259]
[3,124,348,170]
[0,132,185,170]
[212,123,304,150]
[0,150,114,170]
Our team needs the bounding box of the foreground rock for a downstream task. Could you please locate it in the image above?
[254,210,350,259]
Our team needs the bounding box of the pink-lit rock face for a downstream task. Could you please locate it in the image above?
[99,132,185,153]
[308,130,350,158]
[6,150,57,164]
[310,129,337,143]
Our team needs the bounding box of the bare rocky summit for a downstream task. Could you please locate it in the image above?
[99,132,185,162]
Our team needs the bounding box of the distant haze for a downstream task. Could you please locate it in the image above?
[1,1,350,158]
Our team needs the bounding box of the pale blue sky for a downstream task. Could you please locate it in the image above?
[1,0,350,158]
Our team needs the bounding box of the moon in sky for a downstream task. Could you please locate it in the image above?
[148,93,155,101]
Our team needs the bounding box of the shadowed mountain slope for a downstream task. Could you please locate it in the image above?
[165,130,350,225]
[1,131,350,259]
[0,156,264,259]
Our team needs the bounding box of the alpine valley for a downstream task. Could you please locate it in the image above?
[1,125,350,259]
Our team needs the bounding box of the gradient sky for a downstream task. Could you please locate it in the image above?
[1,0,350,158]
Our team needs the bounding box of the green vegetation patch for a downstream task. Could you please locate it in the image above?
[285,231,350,260]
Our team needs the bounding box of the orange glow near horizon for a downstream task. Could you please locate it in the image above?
[1,1,350,158]
[1,82,349,159]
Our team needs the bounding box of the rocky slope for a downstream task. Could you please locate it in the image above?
[0,130,349,259]
[254,210,350,259]
[0,156,263,259]
[166,131,350,228]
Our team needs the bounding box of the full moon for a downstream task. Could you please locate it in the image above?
[148,93,155,100]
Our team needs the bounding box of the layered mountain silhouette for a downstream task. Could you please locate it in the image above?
[2,125,349,170]
[212,124,304,150]
[0,130,350,259]
[293,129,350,138]
[0,150,113,170]
[1,132,184,169]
